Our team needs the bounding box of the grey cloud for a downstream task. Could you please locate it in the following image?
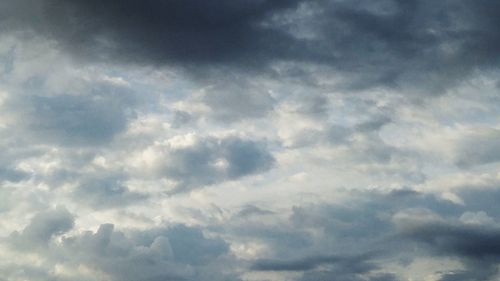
[251,254,375,272]
[14,0,302,68]
[0,189,12,213]
[288,112,392,148]
[3,0,500,91]
[0,47,14,75]
[6,209,238,281]
[163,225,229,265]
[229,220,313,258]
[298,269,400,281]
[389,186,500,280]
[368,273,401,281]
[10,207,74,248]
[1,1,499,280]
[438,267,499,281]
[7,188,500,280]
[72,174,147,209]
[286,95,393,142]
[29,95,127,145]
[355,116,392,133]
[223,137,275,178]
[170,110,195,129]
[57,223,235,281]
[255,256,402,281]
[223,189,498,280]
[0,167,29,183]
[156,136,275,192]
[454,128,500,168]
[399,217,500,260]
[307,0,500,92]
[236,205,275,218]
[173,76,276,123]
[4,82,139,146]
[0,134,44,185]
[458,188,500,217]
[398,220,500,281]
[201,80,276,122]
[249,239,397,281]
[0,264,71,281]
[293,94,331,120]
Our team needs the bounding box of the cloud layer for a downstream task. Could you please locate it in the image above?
[1,0,500,280]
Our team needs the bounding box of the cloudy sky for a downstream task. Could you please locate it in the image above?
[1,0,500,280]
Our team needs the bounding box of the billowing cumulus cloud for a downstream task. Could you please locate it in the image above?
[0,0,499,280]
[5,209,237,281]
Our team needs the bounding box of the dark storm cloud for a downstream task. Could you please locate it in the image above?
[303,0,500,91]
[401,222,500,259]
[399,220,500,281]
[3,0,500,90]
[392,186,500,280]
[438,268,499,281]
[34,0,303,67]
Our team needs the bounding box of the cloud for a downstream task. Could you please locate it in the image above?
[137,134,275,192]
[9,206,74,248]
[200,80,276,122]
[11,0,302,67]
[5,187,500,280]
[454,128,500,168]
[298,270,400,281]
[1,1,500,281]
[251,254,375,272]
[171,75,276,123]
[28,95,129,145]
[252,253,401,281]
[236,205,275,218]
[397,216,500,280]
[400,221,500,260]
[0,167,29,183]
[0,69,141,146]
[163,224,229,265]
[3,0,500,91]
[5,209,238,281]
[222,188,500,280]
[72,173,147,209]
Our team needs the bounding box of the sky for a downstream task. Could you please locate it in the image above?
[1,0,500,280]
